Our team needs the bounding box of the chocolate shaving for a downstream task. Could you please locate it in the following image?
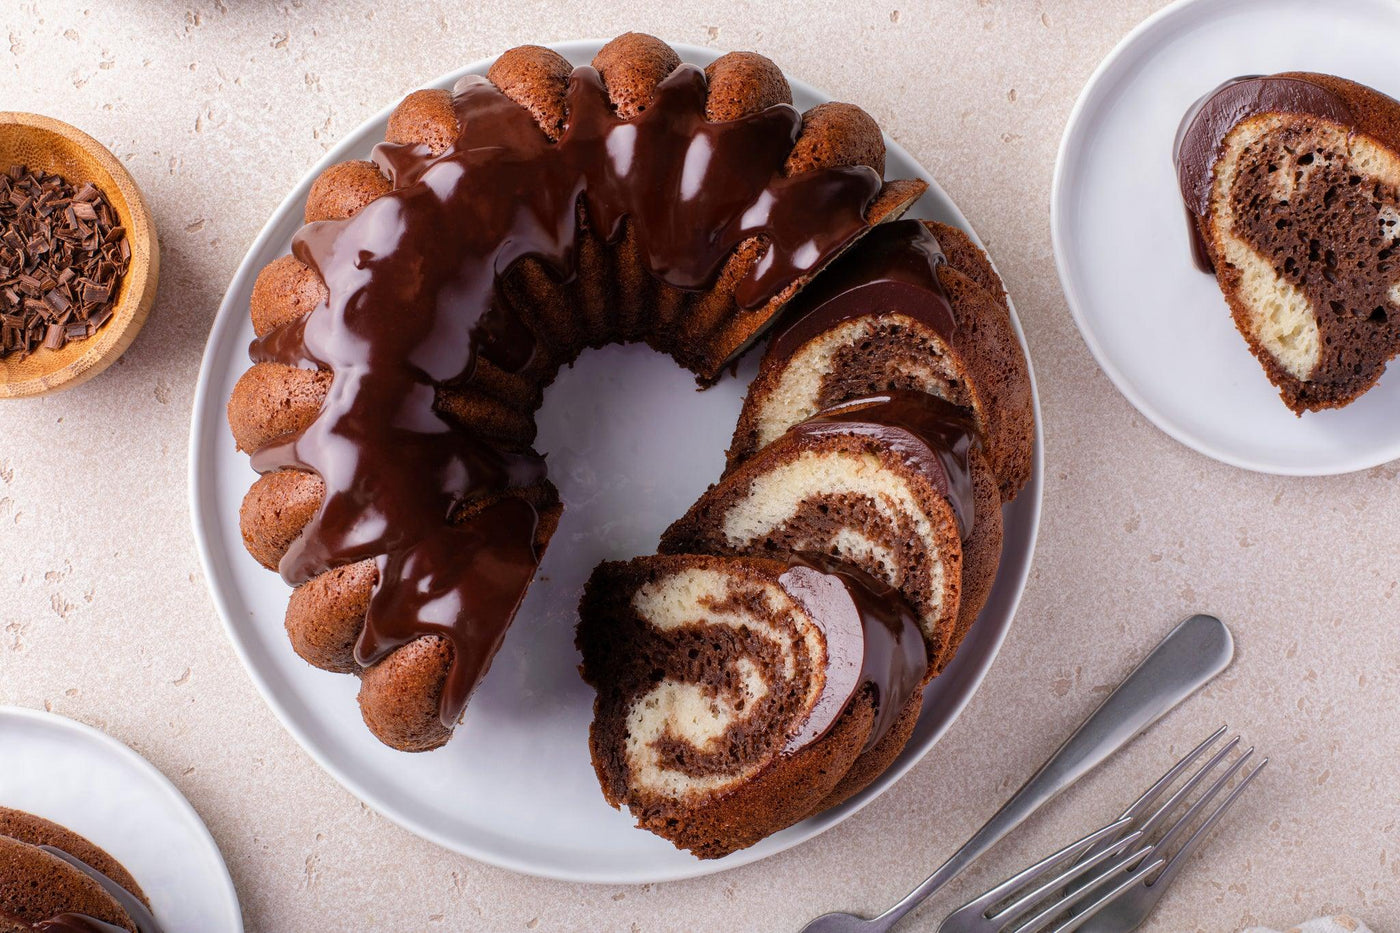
[0,164,130,359]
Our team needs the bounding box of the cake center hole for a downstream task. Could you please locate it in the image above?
[533,343,758,573]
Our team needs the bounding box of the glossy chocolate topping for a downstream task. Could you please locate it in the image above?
[1174,75,1354,272]
[780,554,927,755]
[790,390,978,539]
[768,219,953,363]
[36,846,162,933]
[248,62,884,726]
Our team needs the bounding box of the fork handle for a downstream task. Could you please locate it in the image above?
[876,613,1233,930]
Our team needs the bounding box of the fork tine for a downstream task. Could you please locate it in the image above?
[1133,735,1242,842]
[1118,725,1228,822]
[939,730,1265,933]
[1148,747,1252,858]
[1012,847,1164,933]
[1074,726,1230,868]
[1045,854,1168,933]
[1149,757,1267,890]
[988,831,1144,923]
[957,818,1135,916]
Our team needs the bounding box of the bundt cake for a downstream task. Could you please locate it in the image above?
[227,33,929,751]
[728,219,1034,500]
[1176,72,1400,412]
[661,392,1004,675]
[0,807,161,932]
[575,553,926,859]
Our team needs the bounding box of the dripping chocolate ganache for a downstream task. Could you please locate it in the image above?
[229,34,926,751]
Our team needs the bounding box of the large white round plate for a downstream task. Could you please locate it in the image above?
[189,39,1042,883]
[1052,0,1400,475]
[0,707,242,930]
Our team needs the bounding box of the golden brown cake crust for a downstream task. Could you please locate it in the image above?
[0,834,135,931]
[358,635,455,752]
[386,88,455,154]
[285,559,375,673]
[227,362,331,454]
[250,255,326,338]
[935,262,1035,502]
[593,33,681,121]
[925,221,1008,313]
[239,469,324,570]
[1273,73,1400,153]
[0,808,146,910]
[703,52,791,121]
[304,160,391,224]
[786,103,886,177]
[952,442,1003,661]
[815,687,922,810]
[487,46,573,141]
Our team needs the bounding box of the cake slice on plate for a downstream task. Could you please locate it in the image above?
[0,806,160,932]
[1176,72,1400,412]
[662,391,1003,676]
[729,219,1034,500]
[576,553,926,858]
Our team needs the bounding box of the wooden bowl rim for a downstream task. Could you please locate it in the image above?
[0,111,160,398]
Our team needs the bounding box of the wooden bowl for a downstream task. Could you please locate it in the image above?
[0,112,159,397]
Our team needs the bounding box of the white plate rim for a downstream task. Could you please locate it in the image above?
[188,38,1044,883]
[1050,0,1400,476]
[0,705,243,931]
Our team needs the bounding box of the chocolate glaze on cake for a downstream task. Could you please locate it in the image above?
[779,554,926,754]
[248,62,885,726]
[792,391,978,538]
[768,220,953,361]
[1173,75,1353,272]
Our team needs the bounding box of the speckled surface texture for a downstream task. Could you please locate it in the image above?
[1,1,1396,930]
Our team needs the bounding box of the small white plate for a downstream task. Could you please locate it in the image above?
[1052,0,1400,475]
[189,39,1043,883]
[0,707,242,931]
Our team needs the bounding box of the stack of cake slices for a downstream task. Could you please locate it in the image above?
[577,218,1034,858]
[0,807,161,932]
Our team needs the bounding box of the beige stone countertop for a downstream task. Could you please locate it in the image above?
[2,1,1397,930]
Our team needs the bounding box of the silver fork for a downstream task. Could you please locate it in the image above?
[937,820,1164,933]
[939,727,1266,933]
[1071,729,1268,933]
[798,614,1235,933]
